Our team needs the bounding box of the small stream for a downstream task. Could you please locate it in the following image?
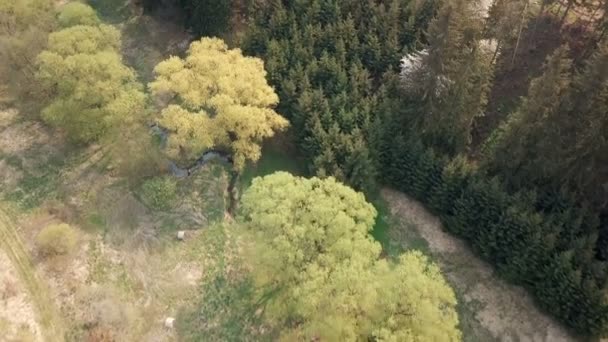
[151,124,240,214]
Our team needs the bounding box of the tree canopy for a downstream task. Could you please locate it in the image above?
[36,5,146,143]
[57,2,100,28]
[149,37,288,170]
[178,0,231,38]
[241,0,439,194]
[240,172,461,341]
[0,0,56,107]
[400,0,493,155]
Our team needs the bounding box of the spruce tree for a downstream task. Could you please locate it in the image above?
[179,0,231,37]
[559,40,608,207]
[403,0,493,156]
[484,46,572,188]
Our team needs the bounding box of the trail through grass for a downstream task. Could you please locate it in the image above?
[0,205,65,341]
[380,188,577,342]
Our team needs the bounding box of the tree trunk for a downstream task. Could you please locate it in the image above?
[511,2,529,69]
[560,1,573,27]
[491,40,501,65]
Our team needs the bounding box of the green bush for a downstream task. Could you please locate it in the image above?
[381,140,608,336]
[36,223,78,256]
[140,176,177,210]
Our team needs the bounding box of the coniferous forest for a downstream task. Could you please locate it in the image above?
[2,0,608,340]
[235,0,608,335]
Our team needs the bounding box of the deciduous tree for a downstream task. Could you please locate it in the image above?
[0,0,56,108]
[57,2,100,28]
[149,37,288,170]
[36,16,146,143]
[240,172,461,341]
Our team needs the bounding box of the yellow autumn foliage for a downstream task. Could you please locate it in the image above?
[149,37,289,169]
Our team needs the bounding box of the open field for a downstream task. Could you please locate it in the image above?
[0,105,233,340]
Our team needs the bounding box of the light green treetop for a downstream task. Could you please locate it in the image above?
[36,19,145,143]
[240,172,461,341]
[46,24,120,56]
[57,2,100,28]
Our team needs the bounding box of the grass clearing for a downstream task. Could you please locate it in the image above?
[239,142,307,191]
[176,224,271,341]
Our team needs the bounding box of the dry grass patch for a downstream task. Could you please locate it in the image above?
[0,249,42,342]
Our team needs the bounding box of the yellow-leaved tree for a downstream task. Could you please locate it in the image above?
[149,37,289,170]
[240,172,462,341]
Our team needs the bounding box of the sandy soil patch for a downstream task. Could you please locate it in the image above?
[0,249,42,342]
[0,109,18,129]
[0,121,50,155]
[381,188,577,342]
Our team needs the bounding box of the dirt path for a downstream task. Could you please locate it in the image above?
[381,188,577,342]
[0,206,65,341]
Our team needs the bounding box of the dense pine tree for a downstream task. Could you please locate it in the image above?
[175,0,232,37]
[242,0,437,194]
[242,0,608,335]
[484,46,572,187]
[400,0,493,156]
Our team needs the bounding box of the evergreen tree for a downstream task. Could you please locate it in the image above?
[559,40,608,208]
[486,41,608,211]
[242,0,436,193]
[402,0,493,156]
[485,0,530,65]
[484,46,572,188]
[179,0,231,37]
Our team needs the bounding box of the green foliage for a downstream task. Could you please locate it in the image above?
[484,40,608,253]
[381,139,608,336]
[240,172,461,341]
[36,223,78,256]
[87,0,130,23]
[36,12,146,143]
[0,0,56,110]
[58,2,100,28]
[140,176,177,210]
[401,0,493,156]
[5,158,63,209]
[178,0,231,38]
[484,46,572,189]
[103,124,165,183]
[242,0,438,193]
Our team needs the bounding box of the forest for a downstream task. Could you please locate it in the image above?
[1,0,608,340]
